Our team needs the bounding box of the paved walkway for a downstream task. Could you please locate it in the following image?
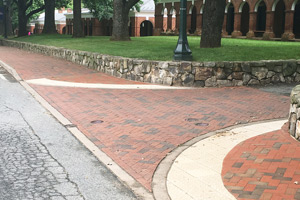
[167,120,297,200]
[0,46,294,199]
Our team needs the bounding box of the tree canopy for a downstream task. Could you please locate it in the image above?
[83,0,113,20]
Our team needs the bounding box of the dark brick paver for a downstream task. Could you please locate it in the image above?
[0,46,289,191]
[222,124,300,200]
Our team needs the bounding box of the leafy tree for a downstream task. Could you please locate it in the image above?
[42,0,56,34]
[73,0,84,37]
[1,0,13,36]
[42,0,71,34]
[16,0,45,37]
[110,0,139,40]
[200,0,225,48]
[83,0,143,41]
[83,0,113,20]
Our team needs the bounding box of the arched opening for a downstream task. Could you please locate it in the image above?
[241,2,250,36]
[62,27,66,35]
[89,20,93,36]
[200,5,204,28]
[273,0,285,38]
[256,0,266,36]
[226,3,234,35]
[129,22,132,36]
[170,8,176,31]
[140,20,153,36]
[84,20,88,36]
[163,8,168,32]
[294,0,300,38]
[190,6,197,34]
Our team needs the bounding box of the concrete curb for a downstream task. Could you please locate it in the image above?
[0,60,154,200]
[152,118,287,200]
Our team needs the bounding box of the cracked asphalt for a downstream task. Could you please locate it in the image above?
[0,66,137,200]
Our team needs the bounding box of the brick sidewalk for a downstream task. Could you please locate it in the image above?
[0,46,289,191]
[222,124,300,200]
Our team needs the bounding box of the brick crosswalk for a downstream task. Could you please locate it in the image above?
[0,46,290,192]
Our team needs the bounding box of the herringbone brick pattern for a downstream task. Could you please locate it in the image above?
[0,46,290,191]
[222,124,300,200]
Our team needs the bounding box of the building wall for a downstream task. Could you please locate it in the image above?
[155,0,300,40]
[130,16,155,37]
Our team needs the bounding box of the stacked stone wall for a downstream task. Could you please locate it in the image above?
[289,85,300,140]
[1,39,300,87]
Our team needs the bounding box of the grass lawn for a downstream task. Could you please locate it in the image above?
[12,34,300,62]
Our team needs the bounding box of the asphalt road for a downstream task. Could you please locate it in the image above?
[0,66,137,200]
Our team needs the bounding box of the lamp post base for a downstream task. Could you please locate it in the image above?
[173,53,192,61]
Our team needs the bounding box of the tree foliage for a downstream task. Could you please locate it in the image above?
[83,0,113,20]
[16,0,45,37]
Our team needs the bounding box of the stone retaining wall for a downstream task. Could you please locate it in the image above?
[289,85,300,140]
[1,39,300,87]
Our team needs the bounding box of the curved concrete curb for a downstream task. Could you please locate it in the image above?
[0,60,154,200]
[152,119,287,200]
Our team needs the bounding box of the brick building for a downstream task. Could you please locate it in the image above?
[154,0,300,40]
[29,8,71,34]
[65,0,156,37]
[64,8,113,36]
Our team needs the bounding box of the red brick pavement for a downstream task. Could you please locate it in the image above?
[0,46,290,191]
[0,47,145,84]
[222,124,300,200]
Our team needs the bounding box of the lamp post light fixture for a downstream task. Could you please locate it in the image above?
[3,0,7,39]
[173,0,192,61]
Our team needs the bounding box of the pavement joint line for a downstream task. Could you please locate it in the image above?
[152,118,287,200]
[26,78,193,90]
[0,60,154,200]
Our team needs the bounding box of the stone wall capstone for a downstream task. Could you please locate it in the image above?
[1,39,300,87]
[289,85,300,140]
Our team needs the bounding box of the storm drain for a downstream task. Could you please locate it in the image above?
[195,123,209,127]
[90,120,104,124]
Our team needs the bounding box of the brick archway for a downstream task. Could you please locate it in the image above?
[273,0,286,38]
[226,3,235,35]
[256,0,267,36]
[294,0,300,38]
[140,20,153,36]
[240,2,250,36]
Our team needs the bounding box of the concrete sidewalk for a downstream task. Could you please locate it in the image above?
[166,120,293,200]
[0,46,294,199]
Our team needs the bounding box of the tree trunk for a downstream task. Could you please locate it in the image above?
[6,0,13,36]
[17,0,28,37]
[43,0,57,34]
[17,0,45,37]
[111,0,138,41]
[73,0,84,37]
[200,0,226,48]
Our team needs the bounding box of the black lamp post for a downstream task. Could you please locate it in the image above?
[173,0,192,61]
[3,0,7,39]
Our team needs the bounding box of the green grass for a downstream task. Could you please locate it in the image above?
[11,34,300,62]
